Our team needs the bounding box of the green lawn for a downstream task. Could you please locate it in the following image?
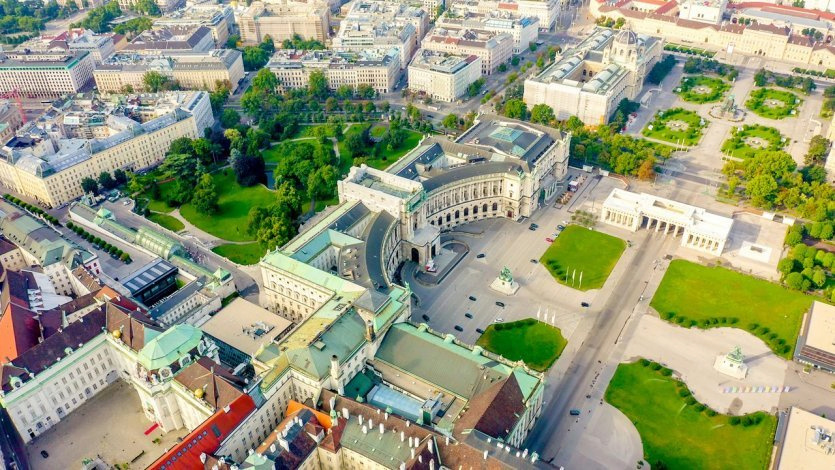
[476,319,567,372]
[211,242,266,265]
[540,225,626,290]
[179,170,275,242]
[338,124,423,171]
[720,124,786,159]
[651,260,813,358]
[746,88,800,119]
[606,360,776,470]
[143,180,178,213]
[676,75,730,103]
[642,108,708,146]
[146,212,185,232]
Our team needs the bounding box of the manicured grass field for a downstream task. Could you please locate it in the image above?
[720,124,786,159]
[642,108,708,146]
[746,88,800,119]
[211,242,266,265]
[179,170,275,242]
[651,260,813,358]
[676,75,730,103]
[146,212,185,232]
[606,360,776,470]
[540,225,626,291]
[476,319,567,372]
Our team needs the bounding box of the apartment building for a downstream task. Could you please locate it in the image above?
[118,0,184,13]
[0,51,95,97]
[456,0,560,29]
[267,48,401,94]
[237,1,330,45]
[438,6,540,53]
[123,25,215,55]
[0,101,23,143]
[0,92,213,207]
[93,49,245,93]
[152,3,235,47]
[333,0,428,69]
[421,25,513,74]
[408,49,482,102]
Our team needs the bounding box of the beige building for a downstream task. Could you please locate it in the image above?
[408,49,482,102]
[267,48,401,94]
[0,101,23,143]
[524,28,662,125]
[334,0,427,70]
[152,3,235,47]
[456,0,560,29]
[0,92,213,207]
[93,49,245,93]
[0,51,95,98]
[123,25,215,56]
[422,26,514,75]
[438,5,540,54]
[773,407,835,470]
[593,1,835,68]
[237,1,330,45]
[794,300,835,373]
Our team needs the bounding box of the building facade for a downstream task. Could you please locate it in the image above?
[333,1,426,70]
[0,92,213,207]
[93,49,245,93]
[0,51,95,98]
[794,301,835,373]
[421,26,513,75]
[237,1,330,45]
[524,28,662,125]
[437,7,540,54]
[600,188,733,255]
[267,48,401,95]
[152,4,235,47]
[408,49,482,102]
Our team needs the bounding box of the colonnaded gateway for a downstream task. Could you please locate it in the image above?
[600,188,734,256]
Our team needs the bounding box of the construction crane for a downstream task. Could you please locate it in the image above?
[0,89,25,124]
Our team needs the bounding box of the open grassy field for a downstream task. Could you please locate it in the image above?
[651,260,813,358]
[146,212,185,233]
[540,225,626,291]
[476,319,567,372]
[179,170,274,242]
[676,75,730,103]
[606,360,776,470]
[211,242,266,265]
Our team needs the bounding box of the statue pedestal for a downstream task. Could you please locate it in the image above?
[713,354,748,380]
[490,277,519,295]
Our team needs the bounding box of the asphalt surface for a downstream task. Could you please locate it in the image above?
[0,407,28,470]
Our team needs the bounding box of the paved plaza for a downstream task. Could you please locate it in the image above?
[26,380,188,470]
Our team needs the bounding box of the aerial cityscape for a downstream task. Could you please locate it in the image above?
[0,0,834,469]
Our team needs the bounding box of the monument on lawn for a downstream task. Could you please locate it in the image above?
[714,346,749,379]
[490,266,520,295]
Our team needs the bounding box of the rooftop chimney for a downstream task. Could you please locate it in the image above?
[400,431,405,442]
[428,439,433,454]
[379,423,384,434]
[483,450,488,460]
[342,407,350,420]
[410,448,415,459]
[362,425,368,434]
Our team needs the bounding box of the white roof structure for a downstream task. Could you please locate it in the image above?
[603,188,734,240]
[200,298,294,357]
[775,407,835,469]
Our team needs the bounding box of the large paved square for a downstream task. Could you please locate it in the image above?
[26,380,188,470]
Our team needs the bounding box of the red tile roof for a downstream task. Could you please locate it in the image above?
[454,374,526,440]
[0,304,42,362]
[173,357,246,411]
[149,394,256,470]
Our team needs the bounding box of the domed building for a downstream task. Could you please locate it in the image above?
[524,26,663,125]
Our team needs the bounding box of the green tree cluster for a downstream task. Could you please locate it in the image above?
[281,33,325,50]
[0,0,77,35]
[72,1,121,33]
[112,17,153,38]
[754,68,816,94]
[646,55,677,85]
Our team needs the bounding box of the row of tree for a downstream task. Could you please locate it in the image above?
[0,0,77,35]
[66,222,132,263]
[753,68,816,94]
[682,57,738,80]
[3,194,60,226]
[80,168,128,196]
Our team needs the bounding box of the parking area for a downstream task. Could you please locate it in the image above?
[26,380,188,470]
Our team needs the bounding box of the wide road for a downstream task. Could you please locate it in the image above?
[0,407,28,470]
[524,227,677,463]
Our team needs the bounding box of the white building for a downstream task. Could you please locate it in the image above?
[0,51,96,98]
[795,301,835,373]
[524,28,663,125]
[774,407,835,470]
[678,0,727,26]
[438,7,540,54]
[152,3,235,47]
[421,26,514,75]
[408,49,482,102]
[600,188,733,255]
[455,0,560,30]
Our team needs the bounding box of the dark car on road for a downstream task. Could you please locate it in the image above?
[529,223,538,230]
[476,253,486,259]
[495,301,505,308]
[468,296,477,301]
[454,325,463,332]
[557,225,566,230]
[465,312,473,319]
[570,409,581,416]
[40,451,49,458]
[476,328,484,334]
[422,314,430,321]
[581,302,590,308]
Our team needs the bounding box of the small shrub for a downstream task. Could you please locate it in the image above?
[748,323,759,330]
[695,404,706,412]
[730,416,741,425]
[651,362,662,371]
[706,409,717,417]
[639,358,650,366]
[685,396,697,405]
[678,389,691,398]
